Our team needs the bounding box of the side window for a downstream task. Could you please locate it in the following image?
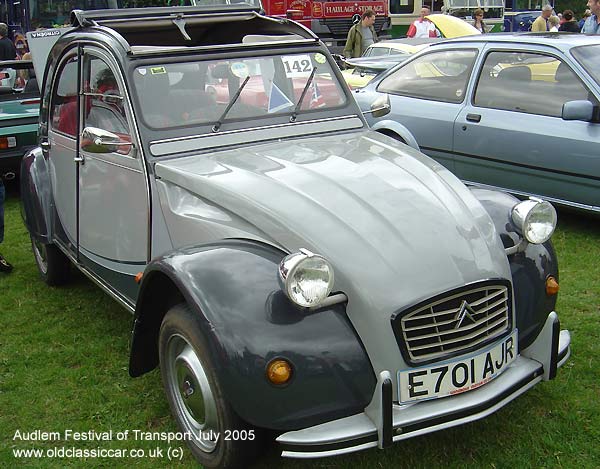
[474,52,591,117]
[50,56,79,137]
[390,0,415,14]
[366,47,389,58]
[378,49,478,104]
[0,62,37,96]
[83,56,130,139]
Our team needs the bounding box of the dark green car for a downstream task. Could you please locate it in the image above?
[0,60,39,180]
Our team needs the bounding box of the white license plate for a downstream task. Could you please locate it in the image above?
[398,331,518,403]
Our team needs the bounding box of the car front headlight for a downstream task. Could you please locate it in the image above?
[278,249,334,308]
[511,198,557,244]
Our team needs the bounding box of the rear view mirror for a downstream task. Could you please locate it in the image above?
[562,100,594,122]
[363,94,390,118]
[81,127,133,155]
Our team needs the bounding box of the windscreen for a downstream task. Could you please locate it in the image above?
[133,52,347,130]
[572,45,600,85]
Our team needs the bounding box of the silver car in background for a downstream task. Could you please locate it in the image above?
[356,34,600,213]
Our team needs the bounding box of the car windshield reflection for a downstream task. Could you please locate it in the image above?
[572,44,600,84]
[133,52,346,130]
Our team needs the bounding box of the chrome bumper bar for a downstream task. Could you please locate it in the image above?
[277,312,570,459]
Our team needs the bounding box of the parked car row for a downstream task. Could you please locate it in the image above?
[340,14,481,89]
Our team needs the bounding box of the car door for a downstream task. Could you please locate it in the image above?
[375,48,479,171]
[47,51,79,255]
[454,48,600,210]
[77,48,149,303]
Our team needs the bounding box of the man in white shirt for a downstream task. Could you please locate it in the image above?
[407,7,437,38]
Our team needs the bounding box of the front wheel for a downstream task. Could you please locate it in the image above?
[159,304,263,468]
[31,236,70,286]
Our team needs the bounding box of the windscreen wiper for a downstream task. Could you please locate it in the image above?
[212,75,251,133]
[290,67,317,123]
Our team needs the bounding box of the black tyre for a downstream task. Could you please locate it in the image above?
[159,303,263,468]
[31,236,70,286]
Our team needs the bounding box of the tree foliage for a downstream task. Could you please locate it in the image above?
[554,0,586,18]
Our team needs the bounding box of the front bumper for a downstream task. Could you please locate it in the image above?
[277,312,570,458]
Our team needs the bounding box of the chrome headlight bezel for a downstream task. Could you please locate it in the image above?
[511,198,557,244]
[278,249,335,308]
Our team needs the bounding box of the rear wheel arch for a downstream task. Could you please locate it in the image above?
[21,147,52,241]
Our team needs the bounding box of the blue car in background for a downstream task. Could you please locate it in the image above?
[0,60,39,180]
[503,11,541,32]
[355,33,600,213]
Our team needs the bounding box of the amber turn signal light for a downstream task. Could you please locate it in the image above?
[546,276,559,295]
[266,359,292,385]
[134,272,143,284]
[0,136,16,149]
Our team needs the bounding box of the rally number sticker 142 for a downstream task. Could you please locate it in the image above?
[281,55,313,78]
[398,331,517,403]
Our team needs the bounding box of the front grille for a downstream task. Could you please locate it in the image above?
[320,17,389,36]
[391,280,512,365]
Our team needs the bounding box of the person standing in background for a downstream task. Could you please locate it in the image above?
[579,9,591,29]
[407,7,438,38]
[473,9,487,33]
[582,0,600,33]
[0,23,17,60]
[531,5,553,32]
[0,23,16,273]
[0,178,12,273]
[343,10,378,58]
[548,15,560,31]
[559,10,581,32]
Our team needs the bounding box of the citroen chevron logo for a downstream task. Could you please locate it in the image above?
[455,300,477,329]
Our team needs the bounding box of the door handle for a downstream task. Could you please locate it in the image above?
[74,156,85,164]
[466,114,481,123]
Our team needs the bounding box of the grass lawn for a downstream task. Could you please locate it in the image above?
[1,183,599,468]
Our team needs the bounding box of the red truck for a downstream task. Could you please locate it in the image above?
[264,0,391,54]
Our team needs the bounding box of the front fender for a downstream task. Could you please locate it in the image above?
[370,119,420,151]
[130,239,376,431]
[20,147,52,243]
[471,188,559,350]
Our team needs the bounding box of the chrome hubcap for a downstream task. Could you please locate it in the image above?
[166,334,219,453]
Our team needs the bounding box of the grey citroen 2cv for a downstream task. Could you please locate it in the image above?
[21,4,570,467]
